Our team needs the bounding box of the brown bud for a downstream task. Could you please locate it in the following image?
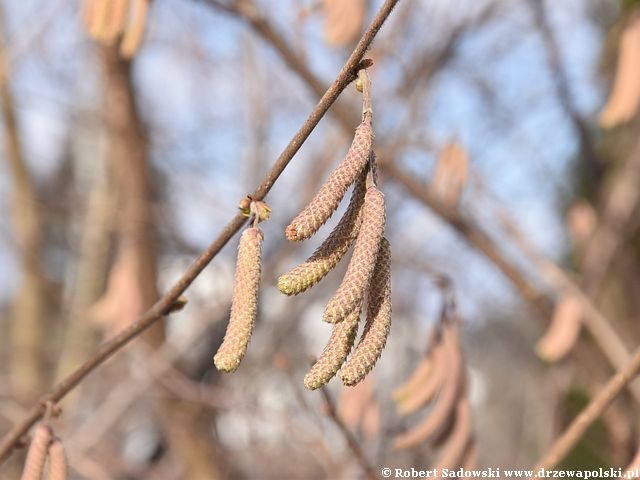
[167,295,188,313]
[20,424,51,480]
[285,122,373,241]
[324,186,385,323]
[238,196,252,216]
[304,306,361,390]
[278,172,366,295]
[340,238,391,386]
[214,227,263,373]
[47,439,68,480]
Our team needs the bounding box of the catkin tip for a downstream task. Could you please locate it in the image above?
[285,122,373,242]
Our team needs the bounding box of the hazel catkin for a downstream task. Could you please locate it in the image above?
[285,122,372,242]
[278,171,367,295]
[304,305,362,390]
[214,227,263,373]
[323,186,385,324]
[340,238,391,386]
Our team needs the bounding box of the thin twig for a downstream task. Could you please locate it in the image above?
[320,387,378,480]
[533,344,640,472]
[0,0,400,463]
[358,69,373,124]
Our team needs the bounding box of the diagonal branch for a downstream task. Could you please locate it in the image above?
[533,344,640,472]
[0,0,400,464]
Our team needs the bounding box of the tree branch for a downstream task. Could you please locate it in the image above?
[0,0,400,463]
[533,344,640,472]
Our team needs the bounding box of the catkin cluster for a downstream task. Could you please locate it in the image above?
[279,70,392,390]
[20,424,68,480]
[392,306,475,471]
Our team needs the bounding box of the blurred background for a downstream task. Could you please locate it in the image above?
[1,0,640,478]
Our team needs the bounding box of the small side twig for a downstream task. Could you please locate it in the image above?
[320,386,378,480]
[533,344,640,472]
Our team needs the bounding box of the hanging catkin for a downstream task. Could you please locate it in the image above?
[214,227,263,373]
[340,237,391,386]
[323,186,385,324]
[285,121,373,242]
[47,439,68,480]
[20,424,51,480]
[278,170,367,295]
[304,305,362,390]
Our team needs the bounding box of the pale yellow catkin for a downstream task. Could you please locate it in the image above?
[324,186,385,323]
[278,171,366,295]
[47,439,68,480]
[304,305,362,390]
[340,238,391,386]
[285,122,372,241]
[20,424,51,480]
[214,227,263,373]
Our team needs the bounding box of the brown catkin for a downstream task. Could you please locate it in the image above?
[47,439,68,480]
[324,186,385,323]
[285,122,373,241]
[278,171,367,295]
[20,424,51,480]
[214,227,263,373]
[340,238,391,386]
[303,305,362,390]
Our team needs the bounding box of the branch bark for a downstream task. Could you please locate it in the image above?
[0,0,400,464]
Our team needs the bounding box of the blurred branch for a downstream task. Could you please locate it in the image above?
[319,387,378,480]
[0,9,46,397]
[0,0,400,463]
[65,323,227,463]
[527,0,604,180]
[533,344,640,471]
[581,138,640,296]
